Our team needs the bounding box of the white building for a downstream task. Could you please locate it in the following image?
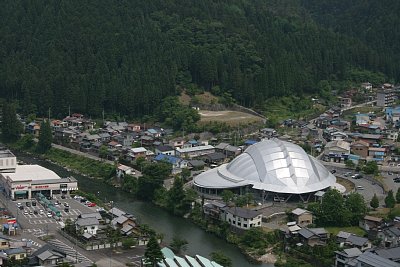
[116,164,134,178]
[175,145,215,158]
[224,207,262,229]
[0,151,78,200]
[75,217,99,235]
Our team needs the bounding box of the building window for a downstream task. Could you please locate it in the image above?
[258,221,261,225]
[238,222,241,226]
[244,224,247,228]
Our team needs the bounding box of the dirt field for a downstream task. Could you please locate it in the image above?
[198,110,264,125]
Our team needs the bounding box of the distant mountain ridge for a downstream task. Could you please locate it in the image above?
[0,0,397,118]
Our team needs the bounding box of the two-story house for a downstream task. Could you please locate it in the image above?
[155,145,175,156]
[298,228,330,246]
[224,207,262,230]
[291,208,313,227]
[75,217,99,235]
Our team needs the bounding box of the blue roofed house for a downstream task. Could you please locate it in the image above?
[154,154,187,173]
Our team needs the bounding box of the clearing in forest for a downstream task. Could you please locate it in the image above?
[198,110,264,126]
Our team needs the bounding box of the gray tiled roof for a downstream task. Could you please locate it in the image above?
[76,217,99,227]
[346,235,369,247]
[225,207,261,219]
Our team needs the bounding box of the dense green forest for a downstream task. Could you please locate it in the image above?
[0,0,398,119]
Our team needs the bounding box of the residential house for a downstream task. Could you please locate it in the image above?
[351,140,370,159]
[368,147,387,162]
[359,215,383,231]
[169,138,185,149]
[376,226,400,248]
[335,247,362,267]
[109,207,126,218]
[356,114,371,126]
[331,131,348,141]
[82,134,101,143]
[0,235,10,250]
[117,164,134,178]
[298,228,330,246]
[140,135,154,146]
[361,82,373,91]
[324,140,351,162]
[357,134,383,145]
[203,201,227,221]
[215,143,242,158]
[154,154,187,171]
[344,235,371,251]
[385,130,399,141]
[112,215,138,236]
[356,251,400,267]
[155,145,175,156]
[31,244,67,266]
[108,140,122,150]
[26,122,41,136]
[129,147,147,160]
[339,97,352,108]
[75,217,99,235]
[114,133,135,147]
[291,208,313,227]
[175,145,215,159]
[373,246,400,264]
[127,124,141,132]
[98,133,111,143]
[3,247,27,261]
[145,128,162,138]
[224,207,262,230]
[188,160,205,170]
[202,152,226,166]
[385,107,400,123]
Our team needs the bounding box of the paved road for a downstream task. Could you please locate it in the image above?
[324,165,386,206]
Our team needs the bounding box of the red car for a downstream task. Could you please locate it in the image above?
[87,202,96,207]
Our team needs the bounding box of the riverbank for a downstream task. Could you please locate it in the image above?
[10,148,274,264]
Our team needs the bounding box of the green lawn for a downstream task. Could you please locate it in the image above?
[325,226,366,237]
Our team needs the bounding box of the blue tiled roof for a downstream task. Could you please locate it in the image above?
[154,154,180,164]
[245,140,258,145]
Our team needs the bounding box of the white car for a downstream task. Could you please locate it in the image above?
[356,186,364,190]
[23,210,28,215]
[47,212,53,218]
[39,209,44,215]
[17,202,22,207]
[74,195,82,200]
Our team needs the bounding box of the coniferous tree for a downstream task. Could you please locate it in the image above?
[144,235,164,267]
[385,190,396,209]
[1,103,22,142]
[396,188,400,204]
[370,194,379,210]
[37,120,52,153]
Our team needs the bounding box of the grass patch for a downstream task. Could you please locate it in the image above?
[44,148,115,180]
[325,226,366,237]
[336,177,355,193]
[198,110,264,126]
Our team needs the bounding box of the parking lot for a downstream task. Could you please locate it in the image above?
[11,194,100,228]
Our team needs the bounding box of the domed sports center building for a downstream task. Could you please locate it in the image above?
[194,138,336,202]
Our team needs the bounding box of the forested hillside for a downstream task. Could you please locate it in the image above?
[0,0,398,119]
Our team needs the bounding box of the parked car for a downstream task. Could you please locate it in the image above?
[18,205,24,210]
[47,212,52,218]
[61,195,66,199]
[64,207,69,212]
[23,210,28,215]
[330,169,336,174]
[63,202,69,207]
[32,201,37,206]
[33,210,38,215]
[29,211,33,215]
[54,201,60,206]
[352,174,362,179]
[74,195,81,200]
[39,209,44,215]
[356,185,364,190]
[87,202,96,207]
[80,198,87,203]
[344,172,352,177]
[26,202,31,207]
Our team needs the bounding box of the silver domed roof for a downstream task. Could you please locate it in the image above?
[194,138,336,194]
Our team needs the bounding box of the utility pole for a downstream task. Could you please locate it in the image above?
[48,107,51,121]
[68,105,71,117]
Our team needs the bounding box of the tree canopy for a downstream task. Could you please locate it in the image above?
[0,1,398,120]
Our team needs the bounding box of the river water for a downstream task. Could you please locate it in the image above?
[15,152,273,267]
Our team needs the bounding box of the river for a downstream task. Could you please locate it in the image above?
[15,152,274,267]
